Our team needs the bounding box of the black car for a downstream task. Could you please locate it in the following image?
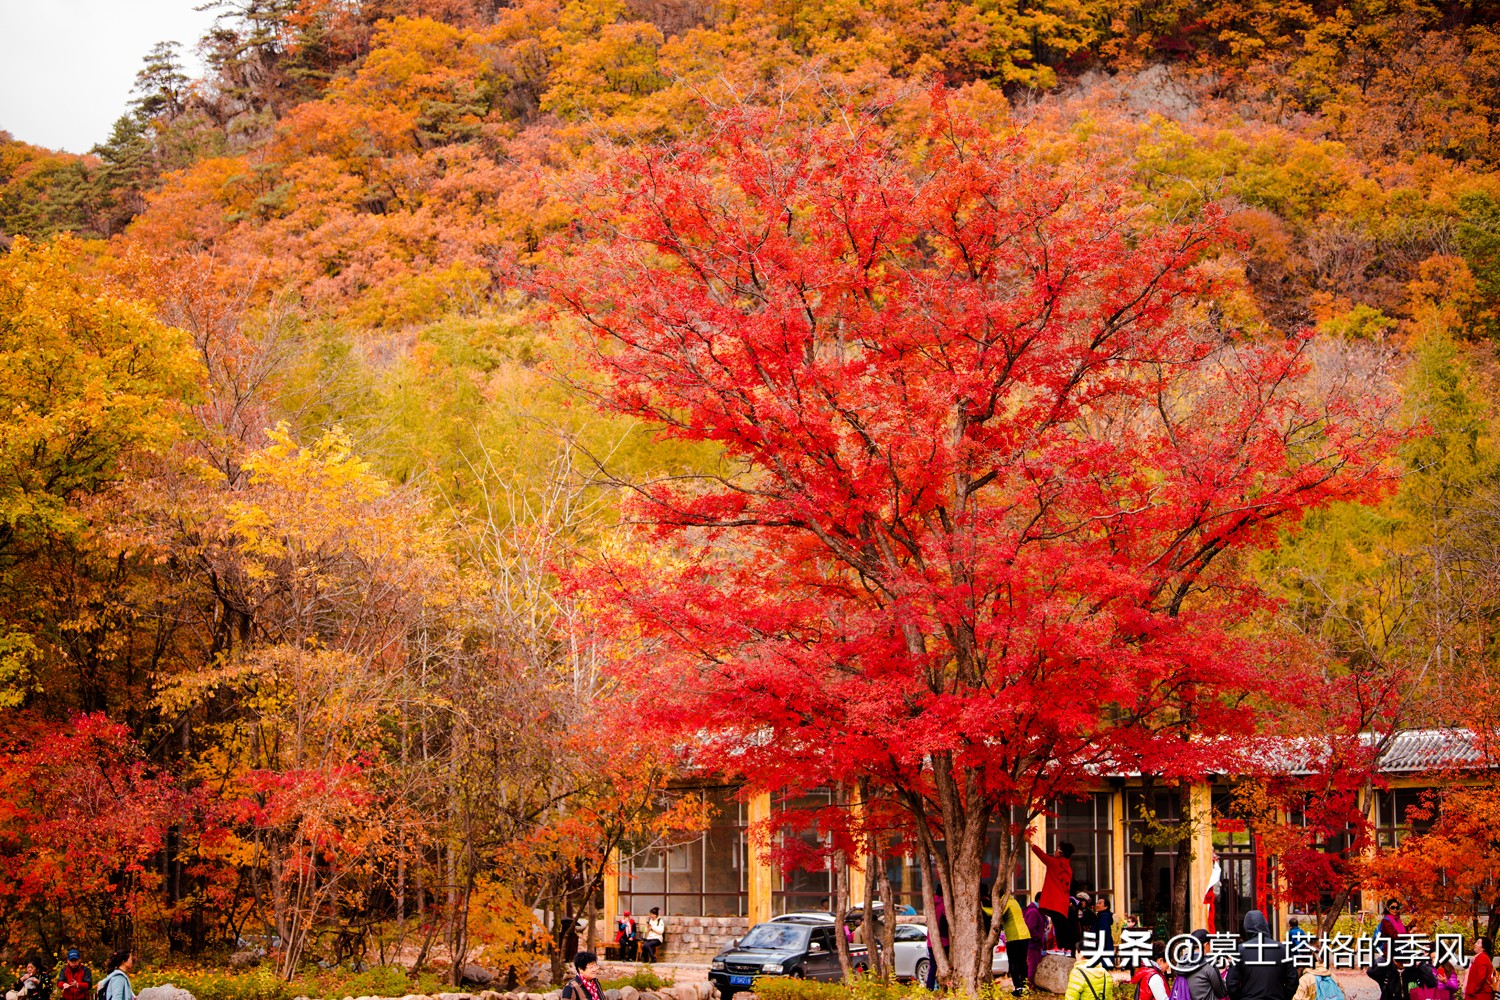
[709,921,867,995]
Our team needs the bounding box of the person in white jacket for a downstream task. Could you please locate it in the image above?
[642,908,666,963]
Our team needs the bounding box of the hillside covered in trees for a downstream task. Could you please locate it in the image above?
[5,0,1500,986]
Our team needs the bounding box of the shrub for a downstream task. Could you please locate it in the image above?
[134,968,291,1000]
[602,969,675,991]
[753,974,933,1000]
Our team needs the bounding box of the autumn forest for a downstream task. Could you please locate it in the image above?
[3,0,1500,991]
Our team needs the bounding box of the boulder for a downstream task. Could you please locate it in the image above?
[619,986,639,1000]
[543,991,563,1000]
[605,992,623,1000]
[1033,954,1075,995]
[479,992,503,1000]
[439,993,476,1000]
[138,986,195,1000]
[464,966,498,987]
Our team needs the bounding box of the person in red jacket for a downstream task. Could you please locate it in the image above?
[56,951,92,1000]
[1466,939,1496,1000]
[1029,834,1078,955]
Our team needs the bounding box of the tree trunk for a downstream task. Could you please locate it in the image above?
[1171,782,1192,936]
[834,849,853,979]
[587,895,598,955]
[1139,776,1157,934]
[875,842,897,983]
[918,843,949,984]
[863,835,881,979]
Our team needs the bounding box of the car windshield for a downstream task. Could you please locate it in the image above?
[739,924,811,950]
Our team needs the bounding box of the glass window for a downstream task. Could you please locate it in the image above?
[983,808,1031,897]
[1125,788,1184,934]
[618,785,748,917]
[775,788,835,914]
[1376,788,1438,848]
[1048,793,1113,894]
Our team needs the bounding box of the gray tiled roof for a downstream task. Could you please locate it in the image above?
[1372,728,1485,773]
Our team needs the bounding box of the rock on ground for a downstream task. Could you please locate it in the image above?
[463,967,497,987]
[1033,954,1076,995]
[138,986,196,1000]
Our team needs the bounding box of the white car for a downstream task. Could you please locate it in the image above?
[888,923,1009,983]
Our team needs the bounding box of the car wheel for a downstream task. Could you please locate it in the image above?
[790,969,805,979]
[914,958,931,986]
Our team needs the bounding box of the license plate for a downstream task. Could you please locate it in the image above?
[729,976,755,986]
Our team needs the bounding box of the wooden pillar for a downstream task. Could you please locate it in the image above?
[848,785,867,908]
[1111,787,1128,906]
[749,791,774,925]
[1272,802,1292,938]
[1190,783,1214,930]
[604,846,621,940]
[1026,817,1046,901]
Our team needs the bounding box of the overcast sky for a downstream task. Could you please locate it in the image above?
[0,0,219,153]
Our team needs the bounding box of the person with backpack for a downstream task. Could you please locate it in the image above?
[55,951,91,1000]
[1182,929,1229,1000]
[96,953,133,1000]
[1226,910,1298,1000]
[1292,960,1344,1000]
[1066,953,1115,1000]
[561,952,604,1000]
[1130,941,1171,1000]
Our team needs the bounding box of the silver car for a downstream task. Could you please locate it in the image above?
[888,923,1010,983]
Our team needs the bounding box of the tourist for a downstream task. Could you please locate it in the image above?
[1000,893,1032,998]
[97,953,134,1000]
[1130,942,1170,1000]
[1024,898,1048,981]
[1029,832,1078,955]
[925,886,950,990]
[1064,951,1114,1000]
[1465,940,1495,1000]
[1225,911,1297,1000]
[1291,959,1342,1000]
[617,911,637,962]
[1372,900,1435,1000]
[641,907,666,963]
[4,960,47,1000]
[1183,930,1228,1000]
[1412,960,1461,1000]
[55,950,91,1000]
[562,952,604,1000]
[1092,896,1116,966]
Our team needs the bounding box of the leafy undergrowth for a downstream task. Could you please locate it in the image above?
[135,965,452,1000]
[601,969,676,991]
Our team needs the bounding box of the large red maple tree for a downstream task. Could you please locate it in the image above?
[537,93,1403,989]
